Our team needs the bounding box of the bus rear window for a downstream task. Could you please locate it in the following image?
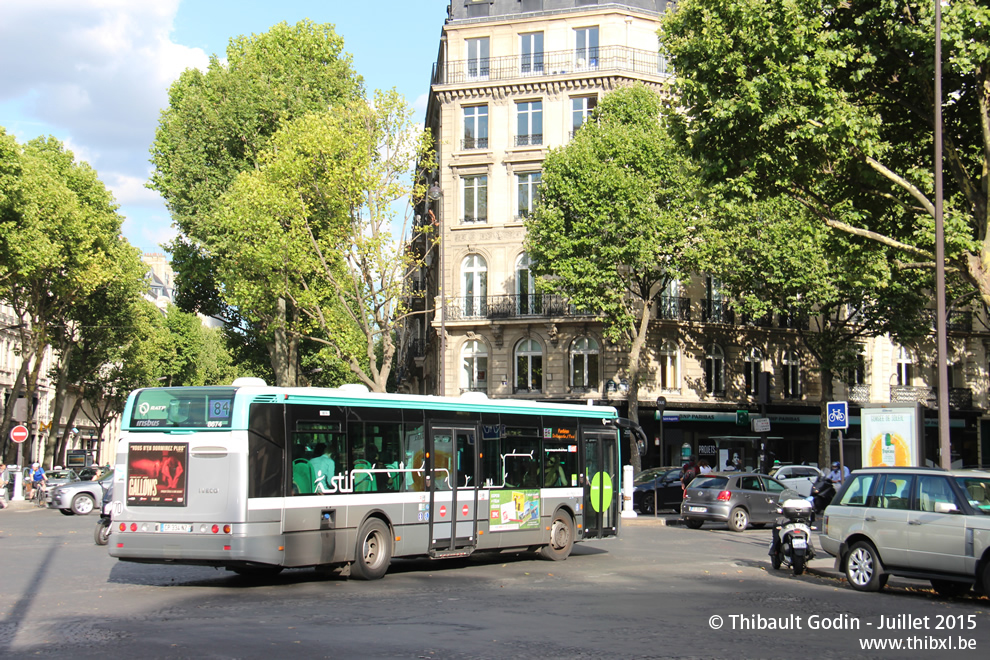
[129,388,236,429]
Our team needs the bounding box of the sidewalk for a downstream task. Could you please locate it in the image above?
[622,509,846,581]
[1,499,47,512]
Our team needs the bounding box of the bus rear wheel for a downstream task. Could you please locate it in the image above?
[351,518,391,580]
[539,511,574,561]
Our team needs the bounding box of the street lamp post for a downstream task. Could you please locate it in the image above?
[934,0,951,468]
[427,184,444,397]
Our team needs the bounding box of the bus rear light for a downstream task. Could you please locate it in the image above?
[119,523,126,532]
[116,543,124,548]
[130,523,138,532]
[223,524,231,534]
[223,545,231,551]
[211,524,219,534]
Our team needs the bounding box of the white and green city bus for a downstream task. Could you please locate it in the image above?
[108,379,621,579]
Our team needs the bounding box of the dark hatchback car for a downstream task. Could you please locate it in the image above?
[633,466,683,514]
[681,472,801,532]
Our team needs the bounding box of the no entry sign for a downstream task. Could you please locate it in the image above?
[9,424,29,443]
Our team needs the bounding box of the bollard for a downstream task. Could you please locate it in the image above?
[620,464,637,518]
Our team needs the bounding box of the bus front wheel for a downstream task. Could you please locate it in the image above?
[539,511,574,561]
[351,518,391,580]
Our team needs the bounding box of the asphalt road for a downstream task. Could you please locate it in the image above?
[1,504,988,659]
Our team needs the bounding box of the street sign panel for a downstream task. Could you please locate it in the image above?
[9,424,29,443]
[826,401,848,430]
[752,417,771,433]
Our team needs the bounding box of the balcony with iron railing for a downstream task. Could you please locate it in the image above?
[889,386,974,409]
[433,46,671,86]
[444,294,595,321]
[702,299,734,324]
[461,136,489,150]
[514,134,543,147]
[656,296,691,322]
[920,309,973,332]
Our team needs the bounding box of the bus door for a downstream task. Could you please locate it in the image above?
[581,429,619,538]
[427,425,479,556]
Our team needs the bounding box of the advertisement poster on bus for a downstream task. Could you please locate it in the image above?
[489,490,540,531]
[860,404,923,467]
[127,442,189,506]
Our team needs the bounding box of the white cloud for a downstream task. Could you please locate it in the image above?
[0,0,208,252]
[0,0,207,185]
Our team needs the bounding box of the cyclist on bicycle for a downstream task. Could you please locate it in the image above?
[28,462,46,504]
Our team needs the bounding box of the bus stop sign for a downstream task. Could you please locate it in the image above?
[826,402,848,430]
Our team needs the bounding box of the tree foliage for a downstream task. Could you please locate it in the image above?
[213,89,435,391]
[660,0,990,306]
[526,85,703,471]
[699,194,930,466]
[149,20,364,384]
[0,129,131,464]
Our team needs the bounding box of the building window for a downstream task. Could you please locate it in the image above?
[520,32,544,75]
[467,37,489,79]
[516,100,543,146]
[570,337,599,389]
[462,175,487,223]
[462,105,488,150]
[574,27,599,69]
[744,347,763,396]
[705,343,725,396]
[847,345,866,386]
[461,254,488,318]
[515,338,543,392]
[896,346,914,386]
[704,275,730,323]
[782,350,801,399]
[571,96,597,135]
[659,340,679,391]
[461,340,488,392]
[516,171,541,218]
[515,253,540,315]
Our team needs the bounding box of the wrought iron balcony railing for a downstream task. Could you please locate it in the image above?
[433,46,671,86]
[444,294,595,321]
[920,309,973,332]
[514,134,543,147]
[889,386,973,409]
[702,299,734,324]
[461,137,489,150]
[657,296,691,321]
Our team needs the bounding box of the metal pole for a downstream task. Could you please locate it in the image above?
[934,0,951,468]
[838,429,845,484]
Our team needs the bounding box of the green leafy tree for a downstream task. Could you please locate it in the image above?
[212,90,435,392]
[525,85,702,472]
[660,0,989,306]
[0,131,125,465]
[699,195,930,466]
[149,20,364,385]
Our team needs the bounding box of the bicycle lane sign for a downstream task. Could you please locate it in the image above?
[826,401,848,430]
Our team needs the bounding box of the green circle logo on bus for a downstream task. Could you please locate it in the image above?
[589,471,613,513]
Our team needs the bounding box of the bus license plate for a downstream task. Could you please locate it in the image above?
[688,506,706,513]
[162,523,193,533]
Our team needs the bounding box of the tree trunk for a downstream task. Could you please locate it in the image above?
[23,346,45,466]
[269,297,300,387]
[0,351,33,463]
[623,301,654,474]
[45,337,74,465]
[818,367,835,470]
[55,397,85,467]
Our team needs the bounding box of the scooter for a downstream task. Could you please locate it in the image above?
[769,498,816,576]
[809,475,836,514]
[94,480,113,546]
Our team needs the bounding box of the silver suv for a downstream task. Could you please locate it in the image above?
[820,466,990,596]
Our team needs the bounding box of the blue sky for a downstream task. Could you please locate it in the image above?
[0,0,449,253]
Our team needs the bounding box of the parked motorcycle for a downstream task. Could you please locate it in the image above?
[769,499,816,575]
[809,475,836,513]
[94,480,113,546]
